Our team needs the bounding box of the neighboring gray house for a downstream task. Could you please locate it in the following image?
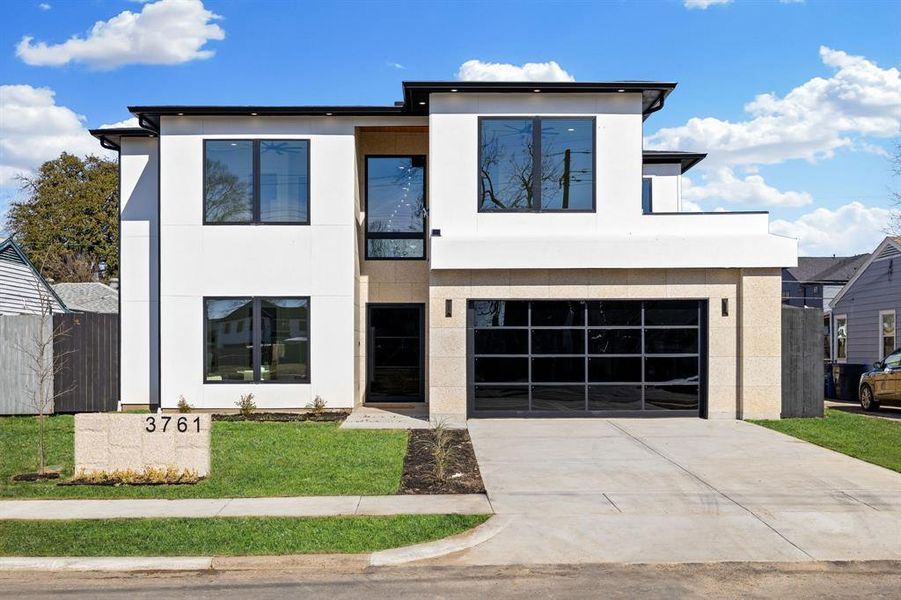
[830,236,900,367]
[782,255,867,310]
[0,237,68,315]
[52,282,118,314]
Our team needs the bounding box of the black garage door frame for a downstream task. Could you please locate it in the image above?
[466,299,709,418]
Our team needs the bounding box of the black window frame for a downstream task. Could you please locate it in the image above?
[364,155,427,261]
[203,295,311,384]
[477,116,597,214]
[203,139,311,226]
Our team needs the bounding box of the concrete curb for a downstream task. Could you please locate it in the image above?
[0,516,506,573]
[0,557,213,572]
[370,514,510,566]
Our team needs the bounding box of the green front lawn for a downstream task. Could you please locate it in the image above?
[0,416,408,498]
[0,514,489,556]
[753,408,901,473]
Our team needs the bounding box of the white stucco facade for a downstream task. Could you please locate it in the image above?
[102,81,797,419]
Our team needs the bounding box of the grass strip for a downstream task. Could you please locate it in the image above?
[0,514,489,556]
[753,408,901,473]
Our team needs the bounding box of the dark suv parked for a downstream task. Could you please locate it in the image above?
[859,348,901,410]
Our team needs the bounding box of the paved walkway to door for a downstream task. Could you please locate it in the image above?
[438,418,901,565]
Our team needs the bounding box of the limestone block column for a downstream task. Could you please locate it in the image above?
[738,268,783,419]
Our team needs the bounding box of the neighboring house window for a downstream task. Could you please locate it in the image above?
[642,177,653,213]
[835,315,848,361]
[205,297,310,383]
[478,117,595,212]
[204,140,310,224]
[880,310,896,360]
[823,316,831,362]
[365,156,427,259]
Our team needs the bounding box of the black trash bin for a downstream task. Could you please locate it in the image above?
[831,363,867,402]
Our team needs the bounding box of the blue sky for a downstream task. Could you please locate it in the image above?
[2,0,899,255]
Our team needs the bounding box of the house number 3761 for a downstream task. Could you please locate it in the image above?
[145,416,201,433]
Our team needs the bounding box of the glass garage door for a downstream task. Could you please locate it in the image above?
[468,300,706,417]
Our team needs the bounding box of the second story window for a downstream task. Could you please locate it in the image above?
[479,117,595,212]
[204,140,310,224]
[365,156,427,259]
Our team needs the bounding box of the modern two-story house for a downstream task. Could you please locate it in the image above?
[91,80,796,421]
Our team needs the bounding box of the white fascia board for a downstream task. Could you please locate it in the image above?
[430,233,798,270]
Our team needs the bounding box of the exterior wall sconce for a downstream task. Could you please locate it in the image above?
[722,298,729,317]
[445,299,452,318]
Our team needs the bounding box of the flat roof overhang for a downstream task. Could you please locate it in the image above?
[642,150,707,173]
[89,127,156,151]
[123,81,678,132]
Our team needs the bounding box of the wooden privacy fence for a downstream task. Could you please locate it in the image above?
[53,313,119,413]
[0,315,53,415]
[781,306,824,418]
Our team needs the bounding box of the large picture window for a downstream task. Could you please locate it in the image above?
[204,140,310,224]
[205,297,310,383]
[479,117,595,212]
[365,156,426,259]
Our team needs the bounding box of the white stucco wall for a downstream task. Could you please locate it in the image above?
[157,116,359,410]
[642,162,681,213]
[428,93,796,270]
[119,137,159,408]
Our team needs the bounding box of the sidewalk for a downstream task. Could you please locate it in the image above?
[0,494,492,520]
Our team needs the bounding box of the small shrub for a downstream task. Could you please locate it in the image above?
[307,395,327,415]
[71,467,200,486]
[428,419,456,482]
[177,395,193,413]
[235,393,256,418]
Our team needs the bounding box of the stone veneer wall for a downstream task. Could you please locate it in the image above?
[74,413,211,477]
[354,128,430,406]
[428,268,782,421]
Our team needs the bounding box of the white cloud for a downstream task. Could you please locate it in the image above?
[683,167,813,207]
[456,60,575,82]
[16,0,225,70]
[646,47,901,168]
[770,201,891,255]
[99,117,140,129]
[684,0,732,9]
[38,3,51,10]
[386,62,406,70]
[0,84,110,186]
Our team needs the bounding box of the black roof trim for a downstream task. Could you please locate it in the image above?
[89,127,156,151]
[403,81,677,120]
[642,150,707,173]
[123,81,678,127]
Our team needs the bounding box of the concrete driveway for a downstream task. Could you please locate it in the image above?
[440,419,901,565]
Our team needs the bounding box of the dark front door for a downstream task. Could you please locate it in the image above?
[367,304,425,402]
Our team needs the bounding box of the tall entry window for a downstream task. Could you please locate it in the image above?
[204,140,310,224]
[479,117,595,212]
[469,300,704,416]
[205,297,310,383]
[365,156,427,259]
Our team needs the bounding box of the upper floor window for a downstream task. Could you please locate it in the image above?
[204,140,310,224]
[365,156,426,259]
[478,117,595,212]
[642,177,653,213]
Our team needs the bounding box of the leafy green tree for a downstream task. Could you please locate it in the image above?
[6,152,119,283]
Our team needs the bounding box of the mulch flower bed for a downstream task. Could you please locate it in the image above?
[11,471,61,482]
[213,411,350,423]
[399,429,485,495]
